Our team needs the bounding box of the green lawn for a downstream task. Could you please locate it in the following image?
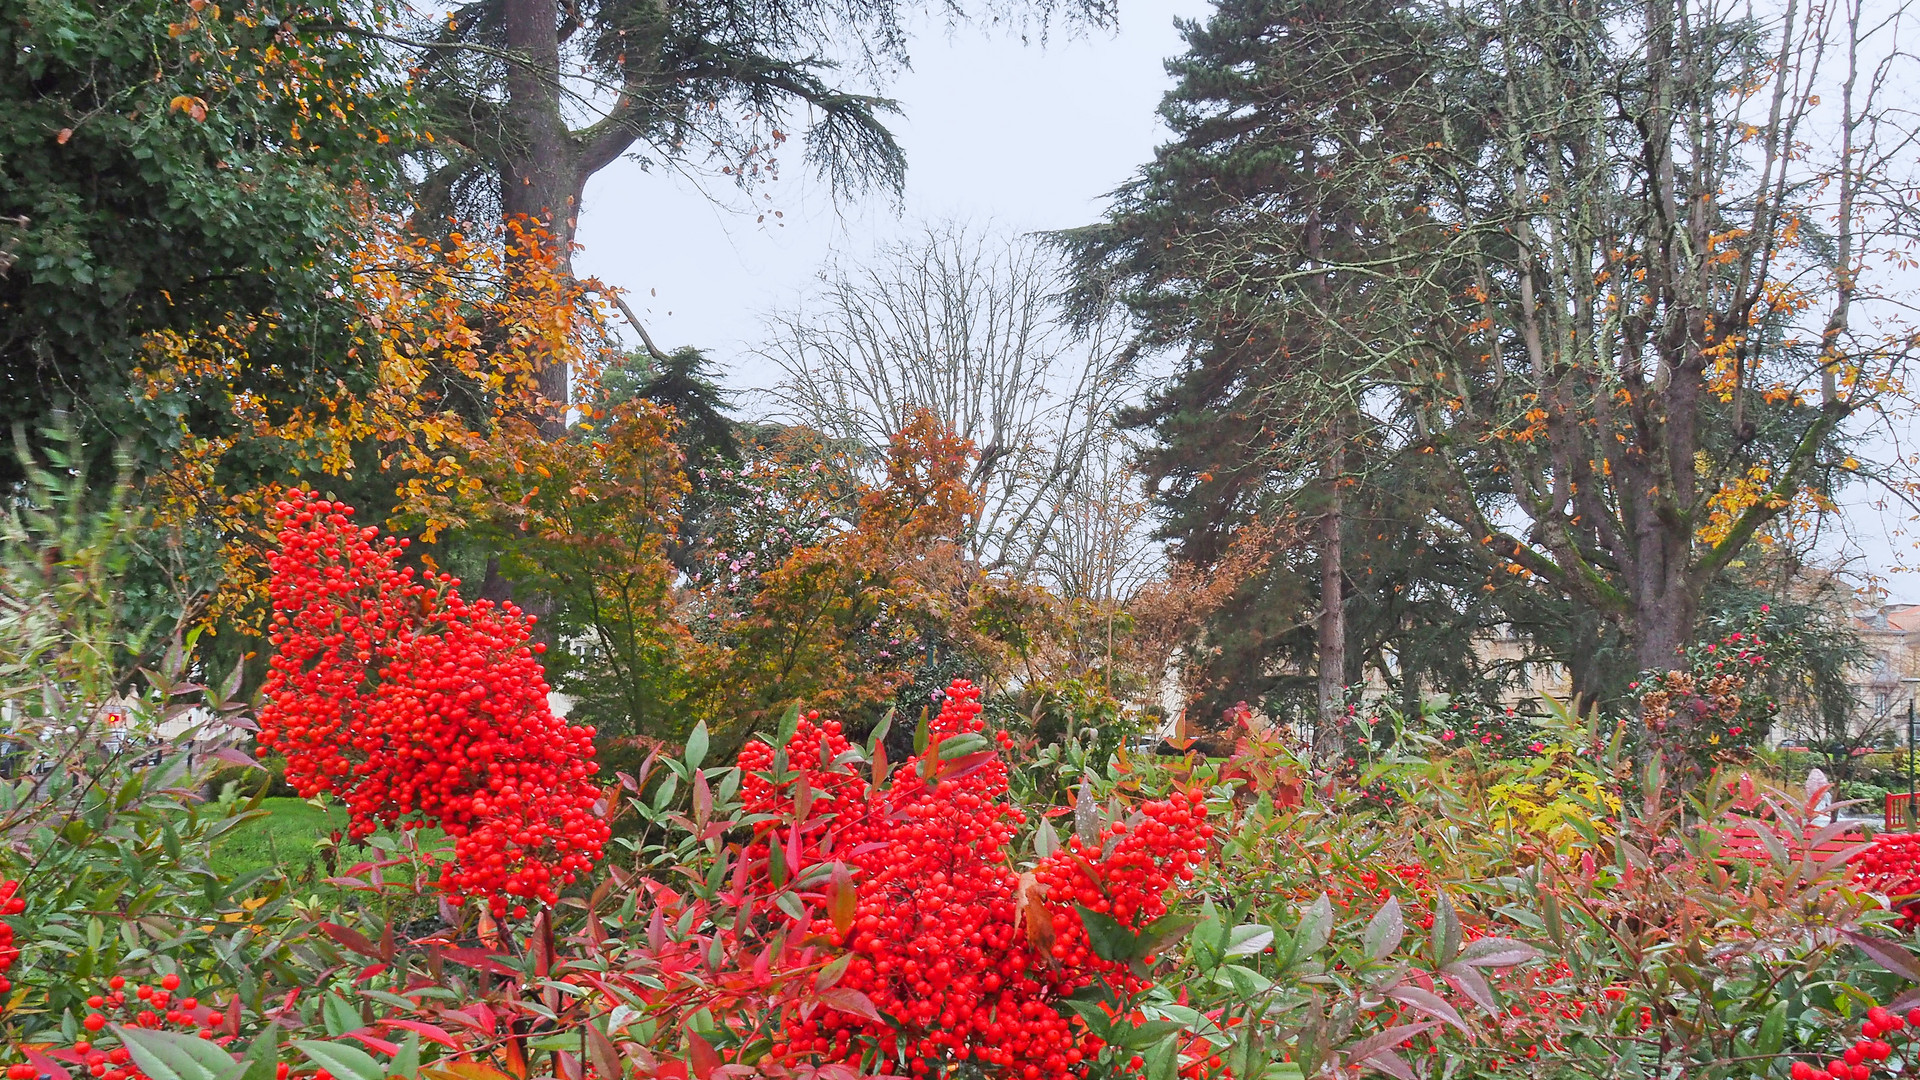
[212,797,449,884]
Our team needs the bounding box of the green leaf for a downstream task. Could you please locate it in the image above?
[1364,898,1405,962]
[1224,922,1273,957]
[115,1027,245,1080]
[1295,894,1333,958]
[1268,926,1297,968]
[1111,1020,1189,1050]
[816,952,854,992]
[1455,937,1540,968]
[777,704,801,748]
[1212,964,1273,996]
[1140,914,1202,956]
[1059,997,1117,1041]
[936,733,989,760]
[868,710,894,755]
[1143,1034,1180,1080]
[1035,817,1060,858]
[651,770,680,810]
[321,993,360,1038]
[1431,889,1461,966]
[1075,904,1145,963]
[913,708,930,755]
[1540,886,1565,948]
[237,1027,280,1080]
[293,1041,385,1080]
[1757,1001,1786,1056]
[392,1032,420,1080]
[684,722,709,771]
[1191,897,1227,966]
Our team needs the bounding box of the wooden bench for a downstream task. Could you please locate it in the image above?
[1718,822,1868,865]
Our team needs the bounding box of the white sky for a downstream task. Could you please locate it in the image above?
[572,0,1209,384]
[571,0,1919,605]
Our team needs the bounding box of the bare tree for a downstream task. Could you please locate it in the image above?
[1039,432,1161,604]
[757,222,1135,580]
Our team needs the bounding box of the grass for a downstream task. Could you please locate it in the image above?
[211,797,450,885]
[211,797,345,880]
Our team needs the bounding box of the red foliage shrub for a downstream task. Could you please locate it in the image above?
[259,491,608,917]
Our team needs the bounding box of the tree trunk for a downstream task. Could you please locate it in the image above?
[1632,580,1696,676]
[500,0,582,436]
[1316,449,1345,764]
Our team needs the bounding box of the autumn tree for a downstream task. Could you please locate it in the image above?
[136,217,615,635]
[705,409,980,728]
[466,400,698,744]
[1395,0,1917,680]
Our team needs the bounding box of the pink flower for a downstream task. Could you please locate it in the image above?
[1441,731,1455,741]
[1481,735,1493,744]
[1529,741,1546,753]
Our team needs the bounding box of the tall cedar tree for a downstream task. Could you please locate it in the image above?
[401,0,1113,418]
[1057,0,1508,740]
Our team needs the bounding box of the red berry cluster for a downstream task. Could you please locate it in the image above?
[21,974,236,1080]
[1789,1005,1915,1080]
[259,492,608,916]
[1853,834,1920,927]
[0,880,24,997]
[18,974,308,1080]
[742,680,1216,1080]
[1033,794,1209,982]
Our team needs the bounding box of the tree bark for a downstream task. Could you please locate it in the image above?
[1316,447,1345,764]
[500,0,583,436]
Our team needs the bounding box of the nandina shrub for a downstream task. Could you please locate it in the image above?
[736,680,1215,1080]
[1852,833,1920,928]
[259,491,608,916]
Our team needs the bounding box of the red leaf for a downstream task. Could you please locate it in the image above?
[1383,985,1469,1035]
[693,769,712,831]
[22,1047,70,1080]
[343,1030,402,1055]
[816,987,885,1024]
[685,1031,720,1080]
[1344,1022,1438,1063]
[439,946,518,976]
[380,1020,462,1048]
[319,922,381,957]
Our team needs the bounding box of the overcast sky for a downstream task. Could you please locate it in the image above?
[571,0,1209,382]
[570,4,1919,605]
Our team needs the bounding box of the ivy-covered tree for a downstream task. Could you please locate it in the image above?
[0,0,412,476]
